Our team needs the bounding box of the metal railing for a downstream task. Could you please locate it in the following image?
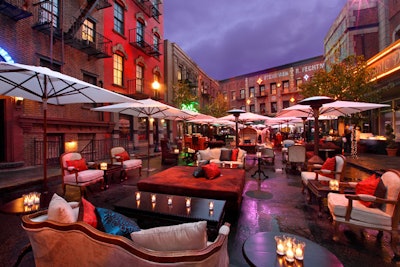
[33,138,131,166]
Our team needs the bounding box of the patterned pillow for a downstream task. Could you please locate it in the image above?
[202,163,221,179]
[320,157,336,179]
[220,149,232,161]
[116,151,130,161]
[355,174,380,207]
[78,198,98,228]
[66,158,88,171]
[96,207,141,238]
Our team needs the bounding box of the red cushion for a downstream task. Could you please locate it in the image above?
[80,198,98,228]
[201,163,221,180]
[116,151,130,161]
[356,174,380,207]
[66,158,88,171]
[231,148,239,161]
[321,157,336,179]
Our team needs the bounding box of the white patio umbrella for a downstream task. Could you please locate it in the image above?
[277,96,389,162]
[219,111,272,122]
[92,98,191,172]
[0,61,137,190]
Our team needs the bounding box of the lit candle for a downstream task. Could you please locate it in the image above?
[285,248,295,262]
[256,151,262,158]
[174,148,179,154]
[186,207,191,215]
[135,191,141,201]
[34,192,41,204]
[136,200,140,208]
[151,194,156,203]
[185,197,191,207]
[167,196,173,205]
[100,162,107,170]
[275,236,285,255]
[230,163,233,168]
[209,201,214,210]
[295,242,305,260]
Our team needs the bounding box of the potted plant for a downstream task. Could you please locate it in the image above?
[385,123,398,156]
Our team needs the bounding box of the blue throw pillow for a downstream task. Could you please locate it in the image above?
[96,207,140,238]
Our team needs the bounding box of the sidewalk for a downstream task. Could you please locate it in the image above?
[0,146,160,192]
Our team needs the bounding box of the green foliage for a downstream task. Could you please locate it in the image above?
[300,55,379,102]
[200,92,229,118]
[172,80,199,110]
[385,123,397,148]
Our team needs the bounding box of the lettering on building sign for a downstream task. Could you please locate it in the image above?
[369,46,400,80]
[265,71,289,80]
[295,63,324,74]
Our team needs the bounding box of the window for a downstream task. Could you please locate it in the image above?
[136,20,145,47]
[40,0,59,27]
[151,0,160,20]
[271,102,277,113]
[231,91,236,100]
[259,85,265,96]
[114,2,124,35]
[249,86,255,98]
[113,54,123,86]
[223,92,228,101]
[260,103,266,114]
[239,89,245,99]
[296,78,302,90]
[40,58,61,72]
[177,66,182,81]
[82,19,95,43]
[153,33,160,56]
[270,83,277,95]
[136,64,144,93]
[282,81,289,93]
[283,100,290,109]
[249,104,255,113]
[83,73,97,85]
[240,106,245,110]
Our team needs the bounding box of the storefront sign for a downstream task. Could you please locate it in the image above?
[368,40,400,81]
[0,47,14,63]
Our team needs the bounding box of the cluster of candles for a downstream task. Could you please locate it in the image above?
[329,179,339,191]
[275,235,305,262]
[23,192,41,207]
[135,192,214,212]
[100,162,108,170]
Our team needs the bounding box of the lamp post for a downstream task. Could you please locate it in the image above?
[227,109,245,148]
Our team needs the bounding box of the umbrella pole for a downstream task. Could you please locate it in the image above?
[308,106,324,164]
[43,98,48,193]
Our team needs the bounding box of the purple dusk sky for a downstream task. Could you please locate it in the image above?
[164,0,348,81]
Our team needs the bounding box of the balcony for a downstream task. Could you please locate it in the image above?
[129,29,161,58]
[0,0,32,21]
[31,3,112,58]
[133,0,162,21]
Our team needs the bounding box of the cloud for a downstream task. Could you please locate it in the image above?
[164,0,347,80]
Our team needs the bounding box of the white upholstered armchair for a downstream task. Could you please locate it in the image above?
[327,169,400,259]
[60,152,104,196]
[110,147,142,180]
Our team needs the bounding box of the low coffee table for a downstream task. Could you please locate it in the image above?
[307,180,355,216]
[114,192,226,239]
[243,232,343,266]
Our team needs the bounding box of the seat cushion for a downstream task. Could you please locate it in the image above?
[327,192,391,227]
[64,169,104,184]
[301,171,332,185]
[115,159,142,170]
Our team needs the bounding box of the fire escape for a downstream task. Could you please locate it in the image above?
[133,0,161,21]
[0,0,32,21]
[31,0,112,58]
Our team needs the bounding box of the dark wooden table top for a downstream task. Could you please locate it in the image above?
[243,232,343,267]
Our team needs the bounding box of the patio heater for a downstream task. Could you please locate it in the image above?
[298,96,335,164]
[227,109,245,148]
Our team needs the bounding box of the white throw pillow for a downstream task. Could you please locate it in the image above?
[209,148,222,160]
[199,148,212,161]
[130,221,207,251]
[238,148,246,162]
[47,193,78,223]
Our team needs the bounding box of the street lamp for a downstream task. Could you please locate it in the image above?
[152,80,161,100]
[227,109,246,148]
